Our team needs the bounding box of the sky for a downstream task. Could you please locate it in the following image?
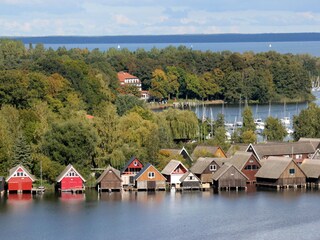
[0,0,320,36]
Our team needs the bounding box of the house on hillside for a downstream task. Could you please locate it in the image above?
[6,165,36,193]
[246,141,319,164]
[191,145,227,160]
[179,171,201,190]
[212,163,248,191]
[134,163,166,191]
[227,151,261,183]
[96,166,122,192]
[190,157,226,187]
[300,159,320,187]
[255,156,306,189]
[56,164,86,193]
[161,160,188,187]
[117,71,142,91]
[121,156,144,187]
[159,147,193,164]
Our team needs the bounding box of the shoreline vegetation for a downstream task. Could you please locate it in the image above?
[0,38,319,187]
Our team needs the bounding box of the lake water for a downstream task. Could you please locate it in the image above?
[0,189,320,240]
[43,41,320,56]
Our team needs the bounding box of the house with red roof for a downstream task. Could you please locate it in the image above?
[117,71,142,91]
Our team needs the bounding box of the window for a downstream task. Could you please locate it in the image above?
[209,165,217,171]
[295,154,302,159]
[189,176,193,180]
[133,161,138,166]
[148,172,155,179]
[249,160,254,163]
[289,169,295,175]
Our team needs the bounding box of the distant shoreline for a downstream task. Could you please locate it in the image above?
[5,32,320,44]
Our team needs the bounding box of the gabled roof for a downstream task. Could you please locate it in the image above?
[190,157,225,174]
[179,171,201,182]
[134,163,166,181]
[226,144,249,157]
[56,164,86,182]
[6,165,36,182]
[96,166,122,183]
[161,160,188,175]
[311,149,320,159]
[117,71,139,82]
[246,142,317,161]
[228,151,259,170]
[160,147,193,161]
[121,156,142,173]
[212,162,248,181]
[255,156,295,179]
[191,145,226,159]
[298,138,320,149]
[300,159,320,178]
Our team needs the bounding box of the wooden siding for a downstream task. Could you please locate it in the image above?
[241,155,261,183]
[61,177,83,191]
[99,171,122,190]
[8,177,33,191]
[215,148,227,158]
[214,167,247,188]
[136,180,166,190]
[136,166,166,182]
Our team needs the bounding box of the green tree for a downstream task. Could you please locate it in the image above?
[12,134,33,170]
[293,103,320,140]
[240,106,256,143]
[115,95,145,116]
[42,119,99,167]
[263,117,287,141]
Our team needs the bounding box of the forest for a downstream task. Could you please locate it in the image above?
[0,39,319,186]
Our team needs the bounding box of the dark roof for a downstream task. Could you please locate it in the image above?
[121,156,139,173]
[56,164,86,182]
[300,159,320,178]
[255,156,293,179]
[179,171,201,182]
[212,163,248,181]
[161,160,188,175]
[7,165,36,182]
[96,166,122,183]
[190,157,225,174]
[247,142,317,160]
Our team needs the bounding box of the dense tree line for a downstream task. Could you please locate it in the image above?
[0,39,318,185]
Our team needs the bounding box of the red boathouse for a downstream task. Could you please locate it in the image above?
[6,165,36,193]
[56,164,86,192]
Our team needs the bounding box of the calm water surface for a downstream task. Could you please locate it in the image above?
[0,190,320,240]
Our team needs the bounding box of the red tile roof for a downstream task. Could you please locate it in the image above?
[117,71,139,83]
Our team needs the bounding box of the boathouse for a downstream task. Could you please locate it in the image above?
[212,162,248,191]
[0,176,5,194]
[300,159,320,188]
[6,165,36,193]
[56,164,86,192]
[96,166,122,192]
[227,151,261,183]
[134,163,166,191]
[159,147,193,164]
[121,156,144,187]
[255,156,306,189]
[161,160,188,187]
[179,171,201,190]
[246,141,318,164]
[191,145,227,160]
[190,157,226,187]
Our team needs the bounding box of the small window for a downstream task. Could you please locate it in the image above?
[289,169,295,175]
[295,154,302,159]
[133,161,138,166]
[189,176,193,180]
[148,172,155,179]
[209,165,217,171]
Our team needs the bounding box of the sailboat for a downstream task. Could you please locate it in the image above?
[37,160,46,194]
[280,102,291,126]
